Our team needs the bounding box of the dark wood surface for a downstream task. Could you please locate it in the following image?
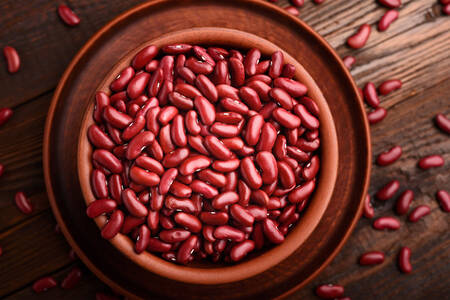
[0,0,448,299]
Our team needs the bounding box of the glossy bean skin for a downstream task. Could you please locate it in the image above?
[57,4,80,26]
[363,82,380,108]
[434,113,450,134]
[132,45,158,70]
[376,145,402,166]
[342,55,356,69]
[359,251,385,265]
[398,246,412,273]
[230,240,255,262]
[375,180,400,201]
[347,24,371,49]
[177,235,198,264]
[408,205,431,222]
[396,190,413,215]
[14,191,33,214]
[122,189,148,218]
[214,225,245,242]
[378,10,399,31]
[436,190,450,212]
[101,210,124,239]
[368,107,387,124]
[3,46,20,73]
[263,219,284,244]
[418,155,444,169]
[373,216,401,230]
[363,194,374,218]
[33,276,58,293]
[315,284,345,299]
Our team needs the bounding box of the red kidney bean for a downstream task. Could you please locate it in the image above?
[187,135,209,155]
[367,107,387,124]
[121,216,145,234]
[147,238,172,252]
[101,209,124,239]
[86,199,117,218]
[158,106,178,126]
[122,115,146,141]
[185,57,214,75]
[177,66,196,84]
[230,240,255,262]
[288,180,315,203]
[145,59,159,72]
[57,4,80,26]
[408,205,431,222]
[135,156,164,175]
[200,212,229,225]
[294,104,319,130]
[179,155,212,175]
[211,191,239,210]
[394,189,413,215]
[347,24,371,49]
[190,180,218,198]
[0,107,13,127]
[263,218,284,244]
[168,92,194,110]
[114,100,127,113]
[255,123,277,152]
[195,74,218,102]
[246,80,271,102]
[418,155,444,169]
[127,72,150,99]
[230,204,255,227]
[255,151,278,184]
[273,135,287,160]
[229,57,245,87]
[159,229,191,243]
[281,63,296,78]
[298,97,320,117]
[434,114,450,134]
[214,225,245,242]
[243,48,261,76]
[102,106,133,129]
[135,225,151,253]
[174,212,202,233]
[203,136,232,160]
[193,46,215,66]
[170,115,187,147]
[378,80,402,96]
[129,166,160,187]
[210,122,240,138]
[376,145,402,166]
[15,191,33,214]
[162,44,192,54]
[61,267,82,289]
[126,131,155,160]
[378,0,401,8]
[147,68,164,97]
[272,108,301,129]
[239,87,262,111]
[250,190,269,207]
[444,3,450,15]
[363,194,374,218]
[184,110,201,135]
[88,125,115,150]
[244,114,264,145]
[132,45,158,70]
[162,147,190,168]
[194,95,216,125]
[373,216,401,230]
[212,60,229,85]
[274,78,307,98]
[110,66,134,92]
[436,190,450,212]
[269,88,293,110]
[378,10,399,31]
[159,168,178,195]
[342,55,356,69]
[363,82,380,108]
[110,90,127,103]
[376,179,400,201]
[286,145,309,162]
[277,161,296,189]
[91,169,108,198]
[398,246,412,273]
[269,51,283,78]
[240,157,262,189]
[160,55,174,82]
[220,97,249,115]
[3,46,20,73]
[158,80,174,106]
[315,284,345,299]
[147,209,159,231]
[33,276,58,293]
[207,47,229,61]
[302,155,319,180]
[122,189,148,218]
[359,251,385,265]
[177,235,198,264]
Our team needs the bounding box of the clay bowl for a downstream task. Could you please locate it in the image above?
[78,27,339,285]
[44,1,371,298]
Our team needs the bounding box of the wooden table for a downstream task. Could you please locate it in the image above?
[0,0,448,299]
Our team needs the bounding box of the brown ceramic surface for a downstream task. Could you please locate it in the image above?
[78,27,338,285]
[43,1,371,299]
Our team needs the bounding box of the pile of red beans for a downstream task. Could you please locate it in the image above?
[86,43,321,264]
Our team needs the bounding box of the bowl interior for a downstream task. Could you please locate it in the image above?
[78,27,338,285]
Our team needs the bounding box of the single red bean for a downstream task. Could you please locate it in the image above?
[398,246,412,273]
[126,131,155,160]
[162,44,192,54]
[272,108,301,129]
[256,122,277,152]
[187,135,209,155]
[245,114,264,145]
[159,229,191,243]
[363,194,374,219]
[179,155,212,175]
[174,212,202,233]
[3,46,20,73]
[359,251,385,265]
[230,204,255,227]
[145,60,159,72]
[127,72,150,99]
[363,82,380,108]
[395,190,413,215]
[373,216,401,230]
[418,155,444,169]
[135,225,151,253]
[239,87,262,111]
[273,77,307,98]
[347,24,371,49]
[147,238,172,252]
[207,47,229,61]
[229,57,245,86]
[162,147,190,168]
[210,122,240,138]
[195,74,218,102]
[185,57,214,74]
[255,151,278,184]
[277,161,296,189]
[57,4,80,26]
[122,189,148,218]
[168,92,194,110]
[88,125,115,150]
[214,225,245,242]
[61,267,82,289]
[293,104,319,130]
[132,45,158,70]
[14,191,33,214]
[135,156,164,175]
[129,166,160,187]
[378,0,401,8]
[101,210,124,239]
[434,114,450,134]
[185,110,201,135]
[315,284,345,299]
[158,80,174,106]
[368,107,387,124]
[302,155,320,180]
[203,135,232,160]
[286,145,309,162]
[243,48,261,76]
[246,80,271,102]
[220,97,249,115]
[177,235,198,264]
[91,169,108,199]
[378,80,402,96]
[121,216,145,234]
[194,95,216,125]
[146,210,159,231]
[33,276,58,293]
[122,115,146,141]
[190,179,219,198]
[230,240,255,262]
[375,180,400,201]
[102,106,133,129]
[0,108,13,126]
[212,192,239,210]
[110,66,135,92]
[263,218,284,244]
[408,205,431,222]
[240,157,263,189]
[200,211,229,225]
[378,10,399,31]
[376,145,402,166]
[147,68,164,97]
[436,190,450,212]
[255,59,270,75]
[159,168,178,195]
[343,55,356,69]
[288,180,315,203]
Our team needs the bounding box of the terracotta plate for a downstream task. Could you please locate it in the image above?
[43,0,371,299]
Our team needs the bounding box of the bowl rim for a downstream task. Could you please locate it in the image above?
[42,0,371,297]
[77,27,339,285]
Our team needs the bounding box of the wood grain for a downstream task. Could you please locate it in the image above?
[0,0,448,299]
